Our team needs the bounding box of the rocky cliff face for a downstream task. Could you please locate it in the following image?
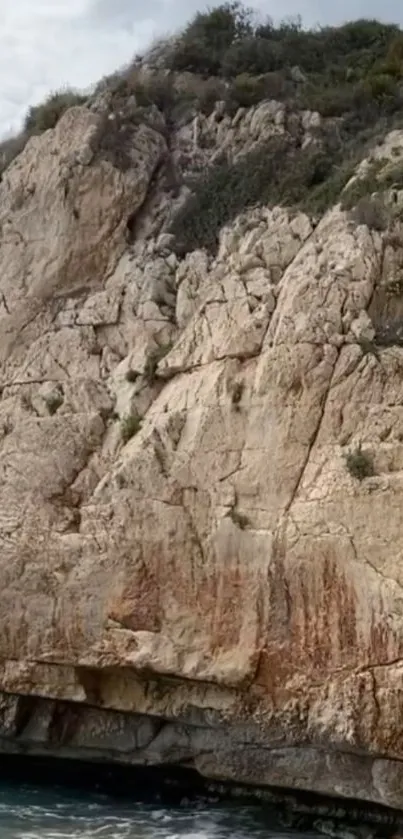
[2,71,403,812]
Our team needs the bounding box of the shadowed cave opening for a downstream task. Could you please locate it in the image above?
[0,753,401,837]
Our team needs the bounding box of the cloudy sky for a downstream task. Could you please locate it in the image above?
[1,0,403,137]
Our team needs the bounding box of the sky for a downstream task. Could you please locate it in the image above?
[1,0,403,137]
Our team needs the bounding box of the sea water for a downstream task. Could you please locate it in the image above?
[0,777,317,839]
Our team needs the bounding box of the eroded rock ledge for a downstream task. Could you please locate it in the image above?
[1,676,403,816]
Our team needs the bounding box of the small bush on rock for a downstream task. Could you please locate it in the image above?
[300,161,356,216]
[357,337,380,359]
[226,72,289,108]
[0,132,29,177]
[170,138,349,254]
[0,90,86,176]
[120,412,142,443]
[45,390,64,415]
[231,380,244,409]
[111,68,178,115]
[228,506,250,529]
[125,369,139,383]
[24,89,87,134]
[345,445,375,480]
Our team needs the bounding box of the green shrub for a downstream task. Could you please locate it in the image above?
[89,69,179,170]
[24,89,87,134]
[0,132,28,177]
[221,36,283,77]
[344,445,375,480]
[125,369,139,383]
[300,161,356,216]
[45,390,64,415]
[227,72,264,107]
[168,2,253,76]
[166,5,401,88]
[89,113,138,172]
[363,72,398,100]
[120,412,142,443]
[120,69,178,114]
[0,88,86,176]
[227,72,288,108]
[296,80,361,117]
[170,139,352,254]
[231,380,244,407]
[357,337,380,359]
[228,506,250,528]
[170,141,281,253]
[192,76,227,114]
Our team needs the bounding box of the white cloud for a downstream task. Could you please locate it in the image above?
[0,0,155,136]
[1,0,403,138]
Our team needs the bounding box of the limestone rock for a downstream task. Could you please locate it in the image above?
[2,97,403,813]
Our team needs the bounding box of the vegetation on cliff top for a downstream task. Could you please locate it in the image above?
[2,3,403,252]
[164,4,403,252]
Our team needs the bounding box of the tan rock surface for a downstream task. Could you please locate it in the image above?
[2,99,403,810]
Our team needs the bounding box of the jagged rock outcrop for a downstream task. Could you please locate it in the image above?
[2,91,403,812]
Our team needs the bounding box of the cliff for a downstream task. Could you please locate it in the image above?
[2,6,403,813]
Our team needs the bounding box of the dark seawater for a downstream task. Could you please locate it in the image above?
[0,779,319,839]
